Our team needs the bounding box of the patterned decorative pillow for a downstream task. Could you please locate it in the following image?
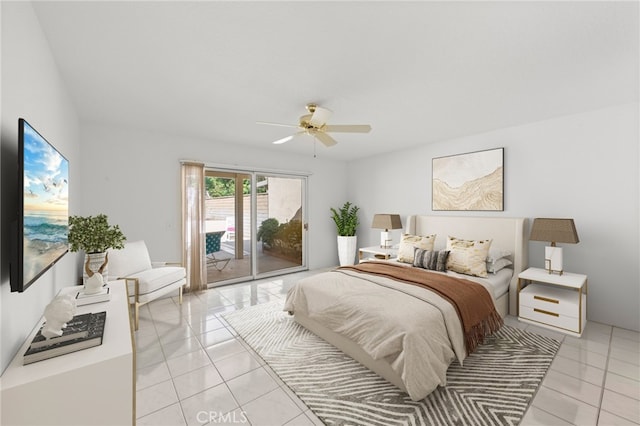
[413,249,450,272]
[397,233,436,263]
[446,236,493,277]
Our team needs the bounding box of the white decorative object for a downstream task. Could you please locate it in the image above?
[84,273,104,295]
[41,295,77,339]
[337,236,357,266]
[84,253,108,294]
[83,252,109,284]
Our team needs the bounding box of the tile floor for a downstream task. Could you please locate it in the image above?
[134,270,639,426]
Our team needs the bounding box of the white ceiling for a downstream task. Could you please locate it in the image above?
[32,1,638,161]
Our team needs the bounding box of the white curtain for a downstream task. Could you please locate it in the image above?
[181,161,206,292]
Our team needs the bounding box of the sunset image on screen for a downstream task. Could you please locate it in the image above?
[22,121,69,285]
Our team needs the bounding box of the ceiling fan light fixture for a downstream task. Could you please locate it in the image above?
[308,105,332,127]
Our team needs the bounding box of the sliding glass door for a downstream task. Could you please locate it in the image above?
[204,170,251,285]
[256,174,305,276]
[204,168,307,286]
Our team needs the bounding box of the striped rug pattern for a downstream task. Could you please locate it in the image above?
[223,302,560,426]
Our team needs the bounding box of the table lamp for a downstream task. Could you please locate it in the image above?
[371,214,403,248]
[529,218,579,275]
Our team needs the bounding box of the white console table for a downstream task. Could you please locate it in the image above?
[1,281,134,425]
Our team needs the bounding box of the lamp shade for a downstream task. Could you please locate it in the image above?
[529,218,579,244]
[371,214,403,231]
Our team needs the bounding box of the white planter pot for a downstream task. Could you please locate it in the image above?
[83,252,109,285]
[337,236,357,266]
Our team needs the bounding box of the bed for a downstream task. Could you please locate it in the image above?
[284,215,527,401]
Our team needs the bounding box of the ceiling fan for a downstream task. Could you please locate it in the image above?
[256,103,371,147]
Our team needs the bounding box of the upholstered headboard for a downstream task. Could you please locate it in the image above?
[406,215,528,315]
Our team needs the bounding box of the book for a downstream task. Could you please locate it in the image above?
[75,287,111,306]
[29,312,92,349]
[23,311,107,365]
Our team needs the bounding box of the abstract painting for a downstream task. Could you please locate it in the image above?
[432,148,503,211]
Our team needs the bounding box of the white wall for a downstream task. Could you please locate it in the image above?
[348,103,639,331]
[77,123,348,270]
[0,2,80,373]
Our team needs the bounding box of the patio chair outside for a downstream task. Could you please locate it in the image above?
[206,231,231,271]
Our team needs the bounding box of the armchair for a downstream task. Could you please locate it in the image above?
[107,240,186,330]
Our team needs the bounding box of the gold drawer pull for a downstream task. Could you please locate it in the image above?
[534,295,559,304]
[534,308,559,317]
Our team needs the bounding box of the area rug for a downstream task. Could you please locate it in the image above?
[223,302,560,426]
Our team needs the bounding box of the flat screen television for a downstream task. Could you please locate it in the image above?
[10,118,69,292]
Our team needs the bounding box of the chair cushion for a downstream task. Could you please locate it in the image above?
[108,240,153,278]
[206,231,225,254]
[126,266,186,302]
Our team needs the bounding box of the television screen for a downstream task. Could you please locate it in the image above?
[13,118,69,292]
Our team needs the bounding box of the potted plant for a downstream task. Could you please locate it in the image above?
[68,214,126,283]
[257,218,280,249]
[330,202,360,266]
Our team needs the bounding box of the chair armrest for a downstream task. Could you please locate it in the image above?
[123,277,140,303]
[151,261,183,268]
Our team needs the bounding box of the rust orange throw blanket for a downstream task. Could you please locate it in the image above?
[339,262,503,355]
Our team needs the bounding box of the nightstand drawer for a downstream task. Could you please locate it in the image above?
[519,305,580,332]
[520,283,578,318]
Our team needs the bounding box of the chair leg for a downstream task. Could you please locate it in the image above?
[134,301,140,331]
[178,285,183,305]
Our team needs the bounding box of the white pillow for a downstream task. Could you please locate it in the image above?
[487,258,513,274]
[487,247,512,263]
[397,233,436,263]
[446,236,492,277]
[486,247,513,273]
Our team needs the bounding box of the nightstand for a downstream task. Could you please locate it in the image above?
[358,246,398,263]
[518,267,587,337]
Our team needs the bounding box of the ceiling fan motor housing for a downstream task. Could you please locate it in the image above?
[299,114,320,130]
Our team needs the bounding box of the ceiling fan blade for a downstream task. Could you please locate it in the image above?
[256,121,299,129]
[313,131,338,147]
[272,131,304,145]
[309,106,332,127]
[272,135,295,145]
[324,124,372,133]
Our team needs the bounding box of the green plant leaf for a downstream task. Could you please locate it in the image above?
[330,202,359,236]
[68,214,126,253]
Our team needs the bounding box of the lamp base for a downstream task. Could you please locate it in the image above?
[380,231,392,249]
[544,246,564,275]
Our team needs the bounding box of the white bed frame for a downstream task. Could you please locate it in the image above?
[295,215,528,393]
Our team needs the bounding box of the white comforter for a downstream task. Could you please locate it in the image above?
[283,267,469,401]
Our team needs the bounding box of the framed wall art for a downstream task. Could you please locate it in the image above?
[432,147,504,211]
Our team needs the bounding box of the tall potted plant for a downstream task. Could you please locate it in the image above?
[68,214,126,284]
[330,202,359,266]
